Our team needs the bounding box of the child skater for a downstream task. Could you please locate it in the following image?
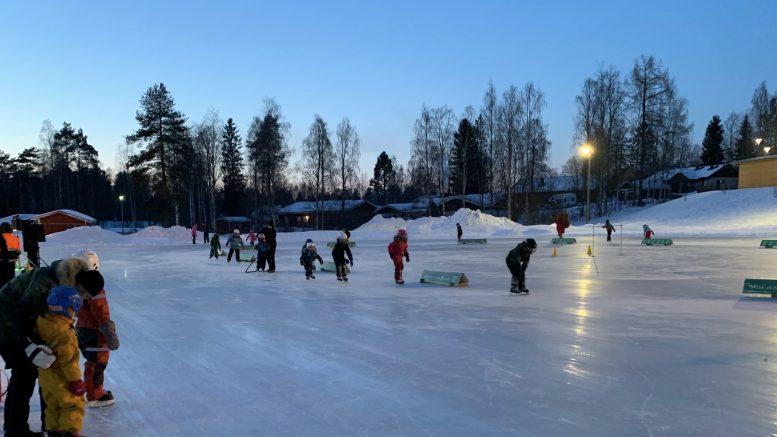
[209,233,222,259]
[37,286,87,437]
[602,219,616,242]
[331,231,353,281]
[300,241,324,279]
[255,233,270,272]
[505,238,537,294]
[72,249,120,409]
[643,224,654,239]
[387,229,409,285]
[225,229,244,263]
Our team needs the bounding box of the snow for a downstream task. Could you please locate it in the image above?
[4,187,777,436]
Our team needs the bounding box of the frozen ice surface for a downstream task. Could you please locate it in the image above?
[4,187,777,436]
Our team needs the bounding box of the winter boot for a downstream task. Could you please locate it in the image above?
[342,276,348,282]
[87,391,115,408]
[337,276,343,281]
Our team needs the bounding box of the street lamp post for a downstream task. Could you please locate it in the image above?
[118,195,125,234]
[756,138,771,156]
[580,144,594,224]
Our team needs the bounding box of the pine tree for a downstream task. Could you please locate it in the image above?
[126,83,190,224]
[220,118,245,215]
[449,118,485,197]
[734,115,755,160]
[369,151,395,204]
[700,115,725,165]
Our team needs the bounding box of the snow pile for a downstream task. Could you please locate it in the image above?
[358,208,535,238]
[45,225,125,246]
[605,187,777,236]
[129,225,193,242]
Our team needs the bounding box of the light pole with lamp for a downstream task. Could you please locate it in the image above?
[756,138,771,156]
[580,144,594,224]
[118,195,125,234]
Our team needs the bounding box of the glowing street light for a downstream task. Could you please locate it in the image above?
[118,195,125,234]
[580,144,594,224]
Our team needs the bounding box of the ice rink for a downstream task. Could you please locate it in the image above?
[15,231,776,436]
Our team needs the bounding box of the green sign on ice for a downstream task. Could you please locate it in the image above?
[742,278,777,296]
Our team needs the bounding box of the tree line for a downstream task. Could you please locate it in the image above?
[1,54,776,226]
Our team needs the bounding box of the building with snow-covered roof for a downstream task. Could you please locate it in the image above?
[215,216,252,234]
[737,155,777,188]
[276,199,379,230]
[0,209,97,235]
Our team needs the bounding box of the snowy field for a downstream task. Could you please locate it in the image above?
[4,187,777,436]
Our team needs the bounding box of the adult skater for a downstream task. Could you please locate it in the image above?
[261,220,277,272]
[505,238,536,294]
[602,219,616,242]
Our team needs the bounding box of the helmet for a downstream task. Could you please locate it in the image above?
[72,249,100,271]
[397,229,408,239]
[306,242,316,251]
[47,286,83,318]
[526,238,537,249]
[258,233,266,241]
[233,229,240,235]
[338,232,348,241]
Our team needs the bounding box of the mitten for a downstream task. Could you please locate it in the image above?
[68,380,86,396]
[25,343,55,369]
[319,259,324,265]
[300,259,304,266]
[349,260,353,267]
[99,320,120,351]
[405,253,410,262]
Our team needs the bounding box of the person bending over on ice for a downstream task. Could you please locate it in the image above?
[72,249,120,409]
[602,219,615,242]
[388,229,409,285]
[209,233,222,259]
[300,241,323,279]
[255,234,270,272]
[37,286,87,437]
[506,238,537,294]
[0,256,103,437]
[225,229,244,263]
[331,231,353,281]
[643,224,654,240]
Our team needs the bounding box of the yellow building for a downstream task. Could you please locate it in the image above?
[738,155,777,188]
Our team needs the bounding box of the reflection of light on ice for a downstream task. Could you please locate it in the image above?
[565,278,591,378]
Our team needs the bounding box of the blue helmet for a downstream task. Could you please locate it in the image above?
[47,286,83,317]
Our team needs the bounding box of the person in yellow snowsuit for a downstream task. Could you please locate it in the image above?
[37,285,86,437]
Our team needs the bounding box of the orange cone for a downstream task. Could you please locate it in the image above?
[587,245,592,256]
[552,247,558,257]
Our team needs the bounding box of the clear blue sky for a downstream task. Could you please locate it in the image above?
[1,0,775,178]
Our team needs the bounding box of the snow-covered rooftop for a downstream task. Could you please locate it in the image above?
[278,199,376,213]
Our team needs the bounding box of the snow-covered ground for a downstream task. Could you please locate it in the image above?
[4,187,777,436]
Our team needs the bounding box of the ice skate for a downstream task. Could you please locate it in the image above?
[87,390,115,408]
[396,279,405,285]
[342,277,348,282]
[337,276,343,281]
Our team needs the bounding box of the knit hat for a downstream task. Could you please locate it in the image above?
[76,269,104,297]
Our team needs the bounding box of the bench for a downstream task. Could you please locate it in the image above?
[326,241,356,248]
[742,278,777,297]
[760,240,777,248]
[320,261,350,273]
[641,239,673,246]
[420,270,469,287]
[551,237,576,244]
[457,239,487,245]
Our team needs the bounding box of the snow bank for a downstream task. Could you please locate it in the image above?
[130,225,193,242]
[45,225,125,246]
[358,208,542,238]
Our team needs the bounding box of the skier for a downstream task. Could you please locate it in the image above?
[191,224,198,244]
[255,234,270,272]
[72,249,120,408]
[37,286,87,437]
[209,233,222,259]
[456,223,463,241]
[602,219,616,242]
[643,224,654,239]
[388,229,410,285]
[0,256,103,437]
[261,221,277,272]
[505,238,537,294]
[331,231,353,281]
[300,241,323,279]
[0,221,21,289]
[225,229,244,263]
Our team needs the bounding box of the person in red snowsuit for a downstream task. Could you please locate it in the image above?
[643,224,654,239]
[387,229,410,284]
[554,213,565,238]
[72,249,120,409]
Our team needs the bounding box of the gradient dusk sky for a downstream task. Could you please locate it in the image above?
[1,0,775,177]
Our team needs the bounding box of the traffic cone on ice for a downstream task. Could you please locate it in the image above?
[552,247,558,257]
[586,245,592,256]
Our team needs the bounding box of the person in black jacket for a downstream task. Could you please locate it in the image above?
[505,238,537,294]
[331,231,353,281]
[260,221,277,272]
